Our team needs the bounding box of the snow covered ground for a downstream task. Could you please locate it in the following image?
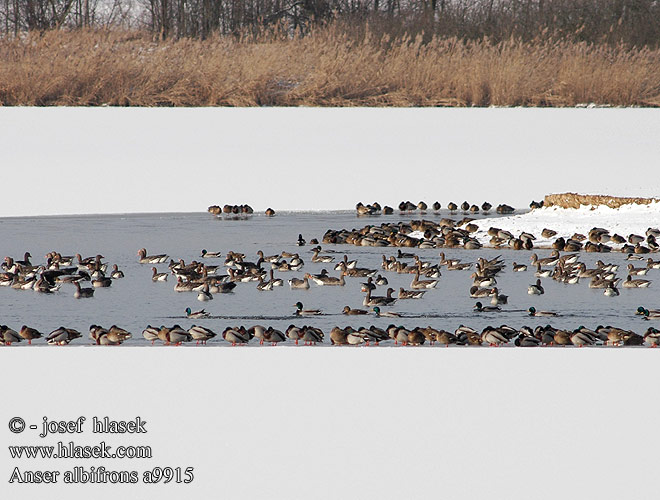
[1,107,659,217]
[473,202,660,247]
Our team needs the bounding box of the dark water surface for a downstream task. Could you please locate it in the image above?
[1,210,657,346]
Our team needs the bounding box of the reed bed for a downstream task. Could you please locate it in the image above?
[1,28,659,107]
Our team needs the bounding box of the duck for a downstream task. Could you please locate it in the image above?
[528,279,544,295]
[188,325,216,345]
[1,325,22,345]
[398,287,426,299]
[528,306,558,317]
[288,275,310,289]
[222,327,251,345]
[106,325,132,343]
[473,301,501,312]
[342,306,368,315]
[623,275,651,288]
[372,306,401,318]
[19,325,43,344]
[481,326,508,346]
[375,274,388,286]
[201,249,222,258]
[46,327,82,345]
[262,327,287,345]
[142,325,160,345]
[74,281,94,298]
[151,267,168,281]
[265,208,276,217]
[166,325,193,345]
[512,262,528,272]
[644,327,660,347]
[297,234,306,246]
[604,283,620,296]
[185,307,210,319]
[639,307,660,319]
[92,276,112,288]
[293,302,322,316]
[110,264,124,279]
[197,283,213,301]
[137,248,169,264]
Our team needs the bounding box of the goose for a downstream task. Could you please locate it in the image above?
[623,275,651,288]
[647,258,660,270]
[473,302,501,312]
[311,271,346,286]
[188,325,216,344]
[174,277,197,292]
[46,327,82,345]
[398,287,426,299]
[528,279,544,295]
[361,277,376,292]
[142,325,160,345]
[256,276,274,291]
[311,248,334,263]
[137,248,169,264]
[534,265,552,278]
[469,286,492,298]
[19,325,43,344]
[185,307,210,319]
[293,302,322,316]
[201,249,222,258]
[627,264,649,276]
[489,287,508,305]
[110,264,124,279]
[197,283,213,301]
[267,269,283,287]
[151,267,168,282]
[342,306,369,315]
[288,275,310,289]
[372,306,401,318]
[364,288,397,306]
[626,253,645,261]
[530,252,559,267]
[528,307,558,317]
[411,271,438,289]
[471,274,496,287]
[92,276,112,288]
[74,281,94,298]
[334,254,357,270]
[257,250,282,263]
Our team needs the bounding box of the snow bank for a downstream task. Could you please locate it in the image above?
[474,202,660,247]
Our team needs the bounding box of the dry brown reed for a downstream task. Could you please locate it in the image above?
[1,27,659,107]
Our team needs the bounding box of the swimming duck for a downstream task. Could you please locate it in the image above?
[342,306,368,315]
[398,287,426,299]
[186,307,210,319]
[74,281,94,298]
[528,307,558,317]
[110,264,124,279]
[638,307,660,319]
[528,279,544,295]
[137,248,169,264]
[201,249,222,258]
[372,306,401,318]
[294,302,321,316]
[604,283,620,296]
[188,325,217,345]
[473,301,500,312]
[297,234,306,246]
[375,274,388,286]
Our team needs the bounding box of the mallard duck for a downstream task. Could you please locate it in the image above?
[644,327,660,347]
[18,325,43,344]
[474,301,501,312]
[166,325,193,345]
[294,302,321,316]
[481,327,508,346]
[263,327,287,345]
[201,249,222,258]
[1,325,22,345]
[372,306,401,317]
[186,307,210,319]
[528,279,544,295]
[638,307,660,319]
[528,306,558,317]
[46,327,82,345]
[189,325,216,344]
[142,325,160,345]
[137,248,169,264]
[398,287,426,299]
[342,306,368,315]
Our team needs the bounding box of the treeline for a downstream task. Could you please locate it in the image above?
[1,1,660,45]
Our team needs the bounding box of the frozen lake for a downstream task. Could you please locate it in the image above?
[1,209,657,345]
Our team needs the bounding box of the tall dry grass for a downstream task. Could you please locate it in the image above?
[1,28,659,107]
